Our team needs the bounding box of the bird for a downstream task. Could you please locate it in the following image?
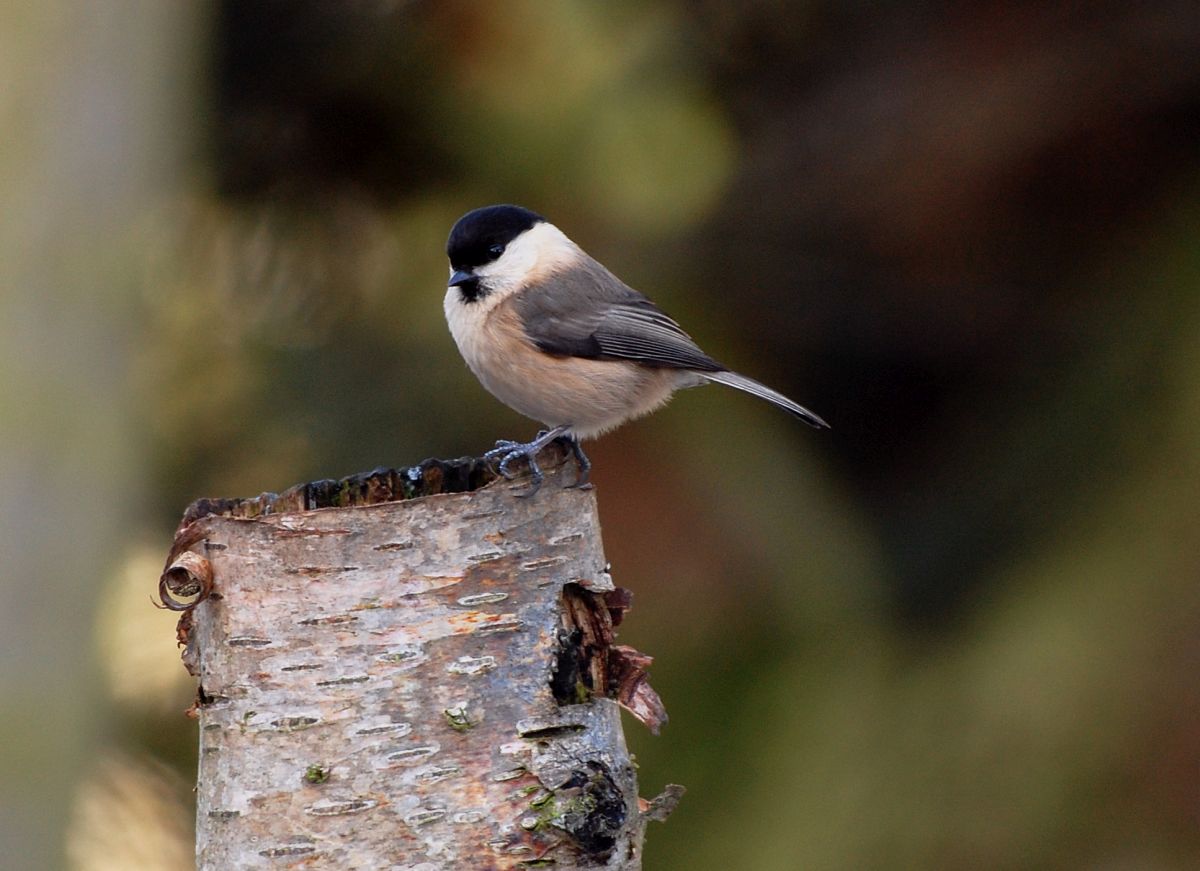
[443,204,828,496]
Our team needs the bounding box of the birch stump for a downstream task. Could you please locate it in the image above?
[159,446,681,870]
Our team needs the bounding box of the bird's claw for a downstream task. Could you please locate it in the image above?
[496,448,534,481]
[481,426,591,496]
[484,441,540,485]
[483,440,521,467]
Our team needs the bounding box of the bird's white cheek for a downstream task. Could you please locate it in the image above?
[474,250,535,292]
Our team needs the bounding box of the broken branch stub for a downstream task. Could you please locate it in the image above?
[161,451,680,869]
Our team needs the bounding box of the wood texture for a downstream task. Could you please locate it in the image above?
[161,451,677,869]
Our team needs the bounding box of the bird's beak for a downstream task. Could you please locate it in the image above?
[448,269,474,288]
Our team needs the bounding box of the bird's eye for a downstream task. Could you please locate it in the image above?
[488,244,505,258]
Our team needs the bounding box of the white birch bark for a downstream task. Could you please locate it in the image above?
[161,457,677,869]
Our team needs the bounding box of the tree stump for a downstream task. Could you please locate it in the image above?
[159,446,681,870]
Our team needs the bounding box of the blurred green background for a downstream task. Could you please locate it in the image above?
[3,1,1199,868]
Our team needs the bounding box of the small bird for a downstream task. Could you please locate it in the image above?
[444,204,828,496]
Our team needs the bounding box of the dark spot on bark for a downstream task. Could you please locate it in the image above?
[555,762,626,858]
[550,626,588,704]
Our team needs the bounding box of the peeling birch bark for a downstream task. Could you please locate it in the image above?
[160,449,680,869]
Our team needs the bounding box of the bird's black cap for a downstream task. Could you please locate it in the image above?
[447,204,544,269]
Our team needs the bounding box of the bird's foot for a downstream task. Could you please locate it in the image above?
[483,425,572,497]
[559,436,593,490]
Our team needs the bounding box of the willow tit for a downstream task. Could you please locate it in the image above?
[445,204,827,495]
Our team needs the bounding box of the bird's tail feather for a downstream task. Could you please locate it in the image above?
[705,370,829,429]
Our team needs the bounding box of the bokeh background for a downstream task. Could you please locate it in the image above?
[3,1,1199,868]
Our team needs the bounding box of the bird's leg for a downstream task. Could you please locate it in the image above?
[483,424,572,497]
[558,436,592,490]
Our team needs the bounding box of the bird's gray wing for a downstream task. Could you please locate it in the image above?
[514,259,724,372]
